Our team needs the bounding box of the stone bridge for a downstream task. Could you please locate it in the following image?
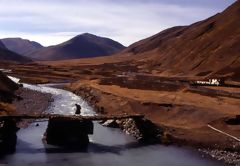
[0,113,145,151]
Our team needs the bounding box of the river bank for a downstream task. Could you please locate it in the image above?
[13,87,53,114]
[0,82,224,166]
[12,87,53,128]
[66,82,240,165]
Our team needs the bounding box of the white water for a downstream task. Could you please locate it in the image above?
[0,75,223,166]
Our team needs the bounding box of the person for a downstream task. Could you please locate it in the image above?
[75,104,81,115]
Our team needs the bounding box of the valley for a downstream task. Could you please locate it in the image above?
[0,1,239,165]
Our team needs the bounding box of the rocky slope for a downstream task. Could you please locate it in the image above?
[121,1,240,80]
[1,38,43,57]
[29,33,125,61]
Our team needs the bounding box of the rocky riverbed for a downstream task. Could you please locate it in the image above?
[199,148,240,166]
[13,87,53,114]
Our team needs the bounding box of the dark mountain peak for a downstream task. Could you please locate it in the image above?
[72,33,117,44]
[80,33,96,37]
[29,33,125,61]
[67,33,98,43]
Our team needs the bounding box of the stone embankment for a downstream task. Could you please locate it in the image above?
[101,118,164,143]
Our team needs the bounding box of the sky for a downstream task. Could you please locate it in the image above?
[0,0,236,46]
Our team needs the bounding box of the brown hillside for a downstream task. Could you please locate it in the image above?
[121,1,240,80]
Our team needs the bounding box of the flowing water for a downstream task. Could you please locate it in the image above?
[0,79,223,166]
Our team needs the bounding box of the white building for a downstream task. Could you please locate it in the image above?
[195,79,221,86]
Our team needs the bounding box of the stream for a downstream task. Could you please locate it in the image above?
[0,79,223,166]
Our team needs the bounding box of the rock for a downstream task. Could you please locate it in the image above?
[101,120,119,128]
[199,149,240,165]
[115,118,163,143]
[44,117,93,149]
[0,119,19,153]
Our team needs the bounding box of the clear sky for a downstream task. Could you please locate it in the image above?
[0,0,236,46]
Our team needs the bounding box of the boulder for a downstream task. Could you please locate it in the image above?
[44,117,93,148]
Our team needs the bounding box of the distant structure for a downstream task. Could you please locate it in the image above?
[75,104,81,115]
[193,79,223,86]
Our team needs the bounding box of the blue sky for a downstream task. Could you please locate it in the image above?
[0,0,236,46]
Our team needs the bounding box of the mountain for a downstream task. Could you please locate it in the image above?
[1,38,43,57]
[121,1,240,80]
[0,41,6,49]
[0,48,31,62]
[0,41,31,62]
[29,33,125,61]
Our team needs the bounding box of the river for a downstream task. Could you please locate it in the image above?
[0,79,223,166]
